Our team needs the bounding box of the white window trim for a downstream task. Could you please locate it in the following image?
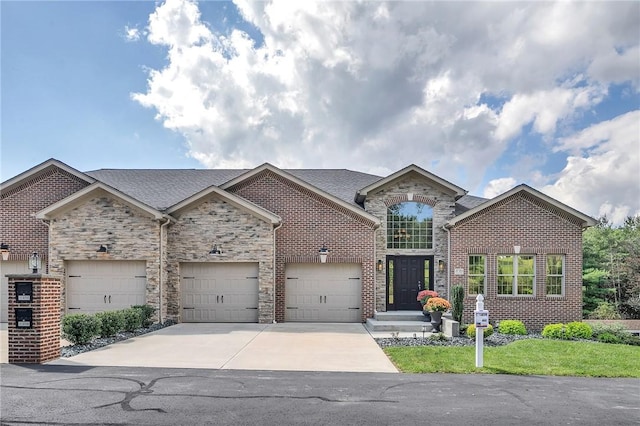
[545,254,565,297]
[497,254,536,297]
[467,254,486,296]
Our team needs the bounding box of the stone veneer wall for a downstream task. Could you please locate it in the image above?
[229,171,377,322]
[449,193,584,332]
[48,192,161,317]
[166,196,275,323]
[364,174,457,311]
[0,169,89,263]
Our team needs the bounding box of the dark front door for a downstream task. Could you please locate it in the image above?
[387,255,434,311]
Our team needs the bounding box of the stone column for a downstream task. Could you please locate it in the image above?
[7,274,61,363]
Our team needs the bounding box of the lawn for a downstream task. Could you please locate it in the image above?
[384,339,640,377]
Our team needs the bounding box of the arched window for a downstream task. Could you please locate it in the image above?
[387,202,433,249]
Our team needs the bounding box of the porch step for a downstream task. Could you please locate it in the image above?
[365,318,433,333]
[374,311,425,321]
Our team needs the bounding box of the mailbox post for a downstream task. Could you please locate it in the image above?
[474,294,489,368]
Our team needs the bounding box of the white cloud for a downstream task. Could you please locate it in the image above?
[483,177,518,199]
[123,25,141,42]
[131,0,639,219]
[541,111,640,224]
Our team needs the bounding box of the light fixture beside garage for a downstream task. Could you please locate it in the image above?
[377,259,383,271]
[0,243,9,261]
[96,245,108,253]
[209,244,222,255]
[318,245,330,263]
[29,252,41,274]
[438,259,446,272]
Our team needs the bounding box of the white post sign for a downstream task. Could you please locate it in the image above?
[474,294,489,368]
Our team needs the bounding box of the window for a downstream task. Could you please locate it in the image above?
[497,255,535,296]
[386,202,433,249]
[546,255,564,295]
[387,259,394,304]
[468,255,486,295]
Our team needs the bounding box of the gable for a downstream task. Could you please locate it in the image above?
[1,158,93,196]
[356,164,467,204]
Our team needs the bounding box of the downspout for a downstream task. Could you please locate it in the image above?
[272,221,283,323]
[158,217,171,324]
[442,225,451,298]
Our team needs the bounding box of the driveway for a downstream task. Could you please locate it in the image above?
[36,323,398,373]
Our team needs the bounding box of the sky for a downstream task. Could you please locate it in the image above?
[1,0,639,225]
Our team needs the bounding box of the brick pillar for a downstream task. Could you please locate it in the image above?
[7,274,61,363]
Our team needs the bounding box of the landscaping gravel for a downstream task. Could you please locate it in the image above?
[61,321,176,358]
[375,332,543,348]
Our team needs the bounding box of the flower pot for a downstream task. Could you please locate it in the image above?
[430,311,443,332]
[422,311,431,322]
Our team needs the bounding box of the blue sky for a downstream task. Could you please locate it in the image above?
[1,1,639,224]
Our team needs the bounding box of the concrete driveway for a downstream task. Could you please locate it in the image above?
[30,323,398,373]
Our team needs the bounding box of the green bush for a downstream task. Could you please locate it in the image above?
[62,314,101,345]
[428,332,449,342]
[597,332,622,344]
[121,308,143,332]
[591,322,632,342]
[466,324,493,339]
[95,311,126,338]
[450,285,464,324]
[542,323,566,339]
[589,302,621,320]
[133,305,156,327]
[498,320,527,335]
[565,322,593,339]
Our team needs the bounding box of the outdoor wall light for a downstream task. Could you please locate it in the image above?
[29,252,41,274]
[514,245,521,254]
[377,259,383,271]
[209,244,222,255]
[0,243,9,261]
[96,245,108,253]
[318,245,330,263]
[438,259,445,272]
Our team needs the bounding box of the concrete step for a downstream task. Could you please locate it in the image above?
[374,311,426,321]
[365,318,433,332]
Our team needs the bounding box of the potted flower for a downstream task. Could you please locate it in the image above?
[417,290,439,321]
[424,297,451,332]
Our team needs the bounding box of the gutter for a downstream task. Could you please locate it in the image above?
[158,216,172,324]
[442,225,451,298]
[272,221,283,323]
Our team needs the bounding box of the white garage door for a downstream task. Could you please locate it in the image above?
[67,261,147,315]
[285,263,362,322]
[1,261,32,323]
[181,263,259,323]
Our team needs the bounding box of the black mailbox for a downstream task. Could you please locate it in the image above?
[15,308,33,328]
[15,281,33,303]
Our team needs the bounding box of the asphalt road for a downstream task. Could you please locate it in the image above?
[1,364,638,425]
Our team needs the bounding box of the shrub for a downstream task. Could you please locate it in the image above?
[428,332,449,342]
[597,332,622,344]
[589,302,621,320]
[565,322,593,339]
[121,308,143,332]
[542,323,566,339]
[591,322,632,342]
[498,320,527,335]
[62,314,101,345]
[95,311,126,338]
[450,285,464,324]
[133,305,156,327]
[466,324,493,339]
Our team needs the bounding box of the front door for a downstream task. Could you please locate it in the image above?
[386,256,434,311]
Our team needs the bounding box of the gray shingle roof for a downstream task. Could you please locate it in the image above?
[85,167,480,216]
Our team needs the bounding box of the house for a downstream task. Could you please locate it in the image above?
[0,159,595,331]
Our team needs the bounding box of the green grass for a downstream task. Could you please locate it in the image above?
[384,339,640,377]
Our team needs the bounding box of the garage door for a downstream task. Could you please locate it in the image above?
[1,261,32,323]
[181,263,259,323]
[67,261,147,314]
[285,263,362,322]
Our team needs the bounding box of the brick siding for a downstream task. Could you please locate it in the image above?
[449,193,584,331]
[228,170,376,322]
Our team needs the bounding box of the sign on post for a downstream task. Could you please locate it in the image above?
[474,310,489,328]
[474,295,488,368]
